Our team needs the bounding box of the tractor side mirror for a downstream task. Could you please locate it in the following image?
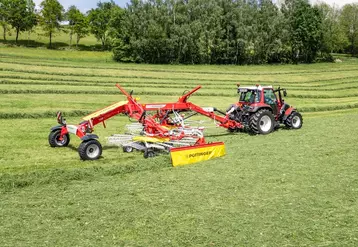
[283,90,287,97]
[130,90,134,96]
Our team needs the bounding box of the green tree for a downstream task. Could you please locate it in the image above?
[316,3,347,53]
[66,6,89,47]
[66,5,79,46]
[88,0,118,49]
[112,0,329,64]
[25,0,38,43]
[0,0,10,41]
[340,3,358,55]
[7,0,37,44]
[74,15,89,48]
[283,0,323,63]
[39,0,64,48]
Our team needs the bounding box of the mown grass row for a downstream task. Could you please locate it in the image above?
[1,102,358,119]
[0,79,237,90]
[2,73,358,89]
[2,59,358,76]
[0,74,253,85]
[0,110,92,119]
[2,79,358,91]
[2,88,358,99]
[2,67,358,85]
[0,156,167,191]
[2,68,358,85]
[3,60,358,82]
[0,68,241,82]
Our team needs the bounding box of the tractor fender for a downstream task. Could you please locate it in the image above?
[50,125,64,131]
[81,134,99,141]
[283,107,296,121]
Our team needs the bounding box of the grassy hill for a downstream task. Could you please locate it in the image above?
[0,46,358,246]
[1,26,101,50]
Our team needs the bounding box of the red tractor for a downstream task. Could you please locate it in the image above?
[226,84,303,134]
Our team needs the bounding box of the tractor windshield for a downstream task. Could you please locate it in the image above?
[239,90,261,103]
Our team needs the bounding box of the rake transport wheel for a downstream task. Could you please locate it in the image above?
[249,109,275,135]
[123,146,134,153]
[144,149,156,159]
[48,130,70,147]
[78,139,102,161]
[285,112,303,129]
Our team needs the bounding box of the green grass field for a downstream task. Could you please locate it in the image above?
[1,45,358,246]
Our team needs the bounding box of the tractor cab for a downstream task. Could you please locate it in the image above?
[237,85,287,117]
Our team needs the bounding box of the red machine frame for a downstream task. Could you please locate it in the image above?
[54,84,243,144]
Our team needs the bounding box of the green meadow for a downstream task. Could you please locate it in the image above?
[0,45,358,246]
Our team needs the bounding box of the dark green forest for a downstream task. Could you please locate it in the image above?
[1,0,358,64]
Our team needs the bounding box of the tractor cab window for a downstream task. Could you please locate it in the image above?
[239,90,261,103]
[263,89,277,105]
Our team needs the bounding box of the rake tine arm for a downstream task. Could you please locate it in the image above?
[178,85,202,103]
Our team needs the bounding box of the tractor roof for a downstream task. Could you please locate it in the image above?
[238,85,273,91]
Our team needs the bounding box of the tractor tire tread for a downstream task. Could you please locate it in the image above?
[48,130,70,147]
[285,112,303,129]
[249,109,274,135]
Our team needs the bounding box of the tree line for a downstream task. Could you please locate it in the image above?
[1,0,358,64]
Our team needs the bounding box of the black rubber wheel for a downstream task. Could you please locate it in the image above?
[144,150,156,159]
[123,146,134,153]
[249,109,275,135]
[48,129,70,147]
[285,112,303,129]
[78,139,102,161]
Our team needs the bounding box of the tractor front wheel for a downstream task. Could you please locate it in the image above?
[285,112,303,129]
[78,139,102,161]
[249,109,275,135]
[48,130,70,147]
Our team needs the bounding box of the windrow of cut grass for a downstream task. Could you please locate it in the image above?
[1,46,358,120]
[2,59,358,76]
[2,70,358,88]
[3,61,358,83]
[1,92,358,117]
[2,78,358,92]
[1,87,358,99]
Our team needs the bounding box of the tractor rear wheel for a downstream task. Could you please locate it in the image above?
[78,139,102,160]
[249,109,275,135]
[285,112,303,129]
[48,130,70,147]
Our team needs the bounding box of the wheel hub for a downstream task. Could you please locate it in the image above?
[292,115,301,128]
[260,115,272,132]
[86,144,100,159]
[56,134,67,146]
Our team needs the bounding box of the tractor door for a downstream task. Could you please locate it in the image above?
[263,89,278,115]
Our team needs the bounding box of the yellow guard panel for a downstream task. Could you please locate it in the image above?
[170,142,226,167]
